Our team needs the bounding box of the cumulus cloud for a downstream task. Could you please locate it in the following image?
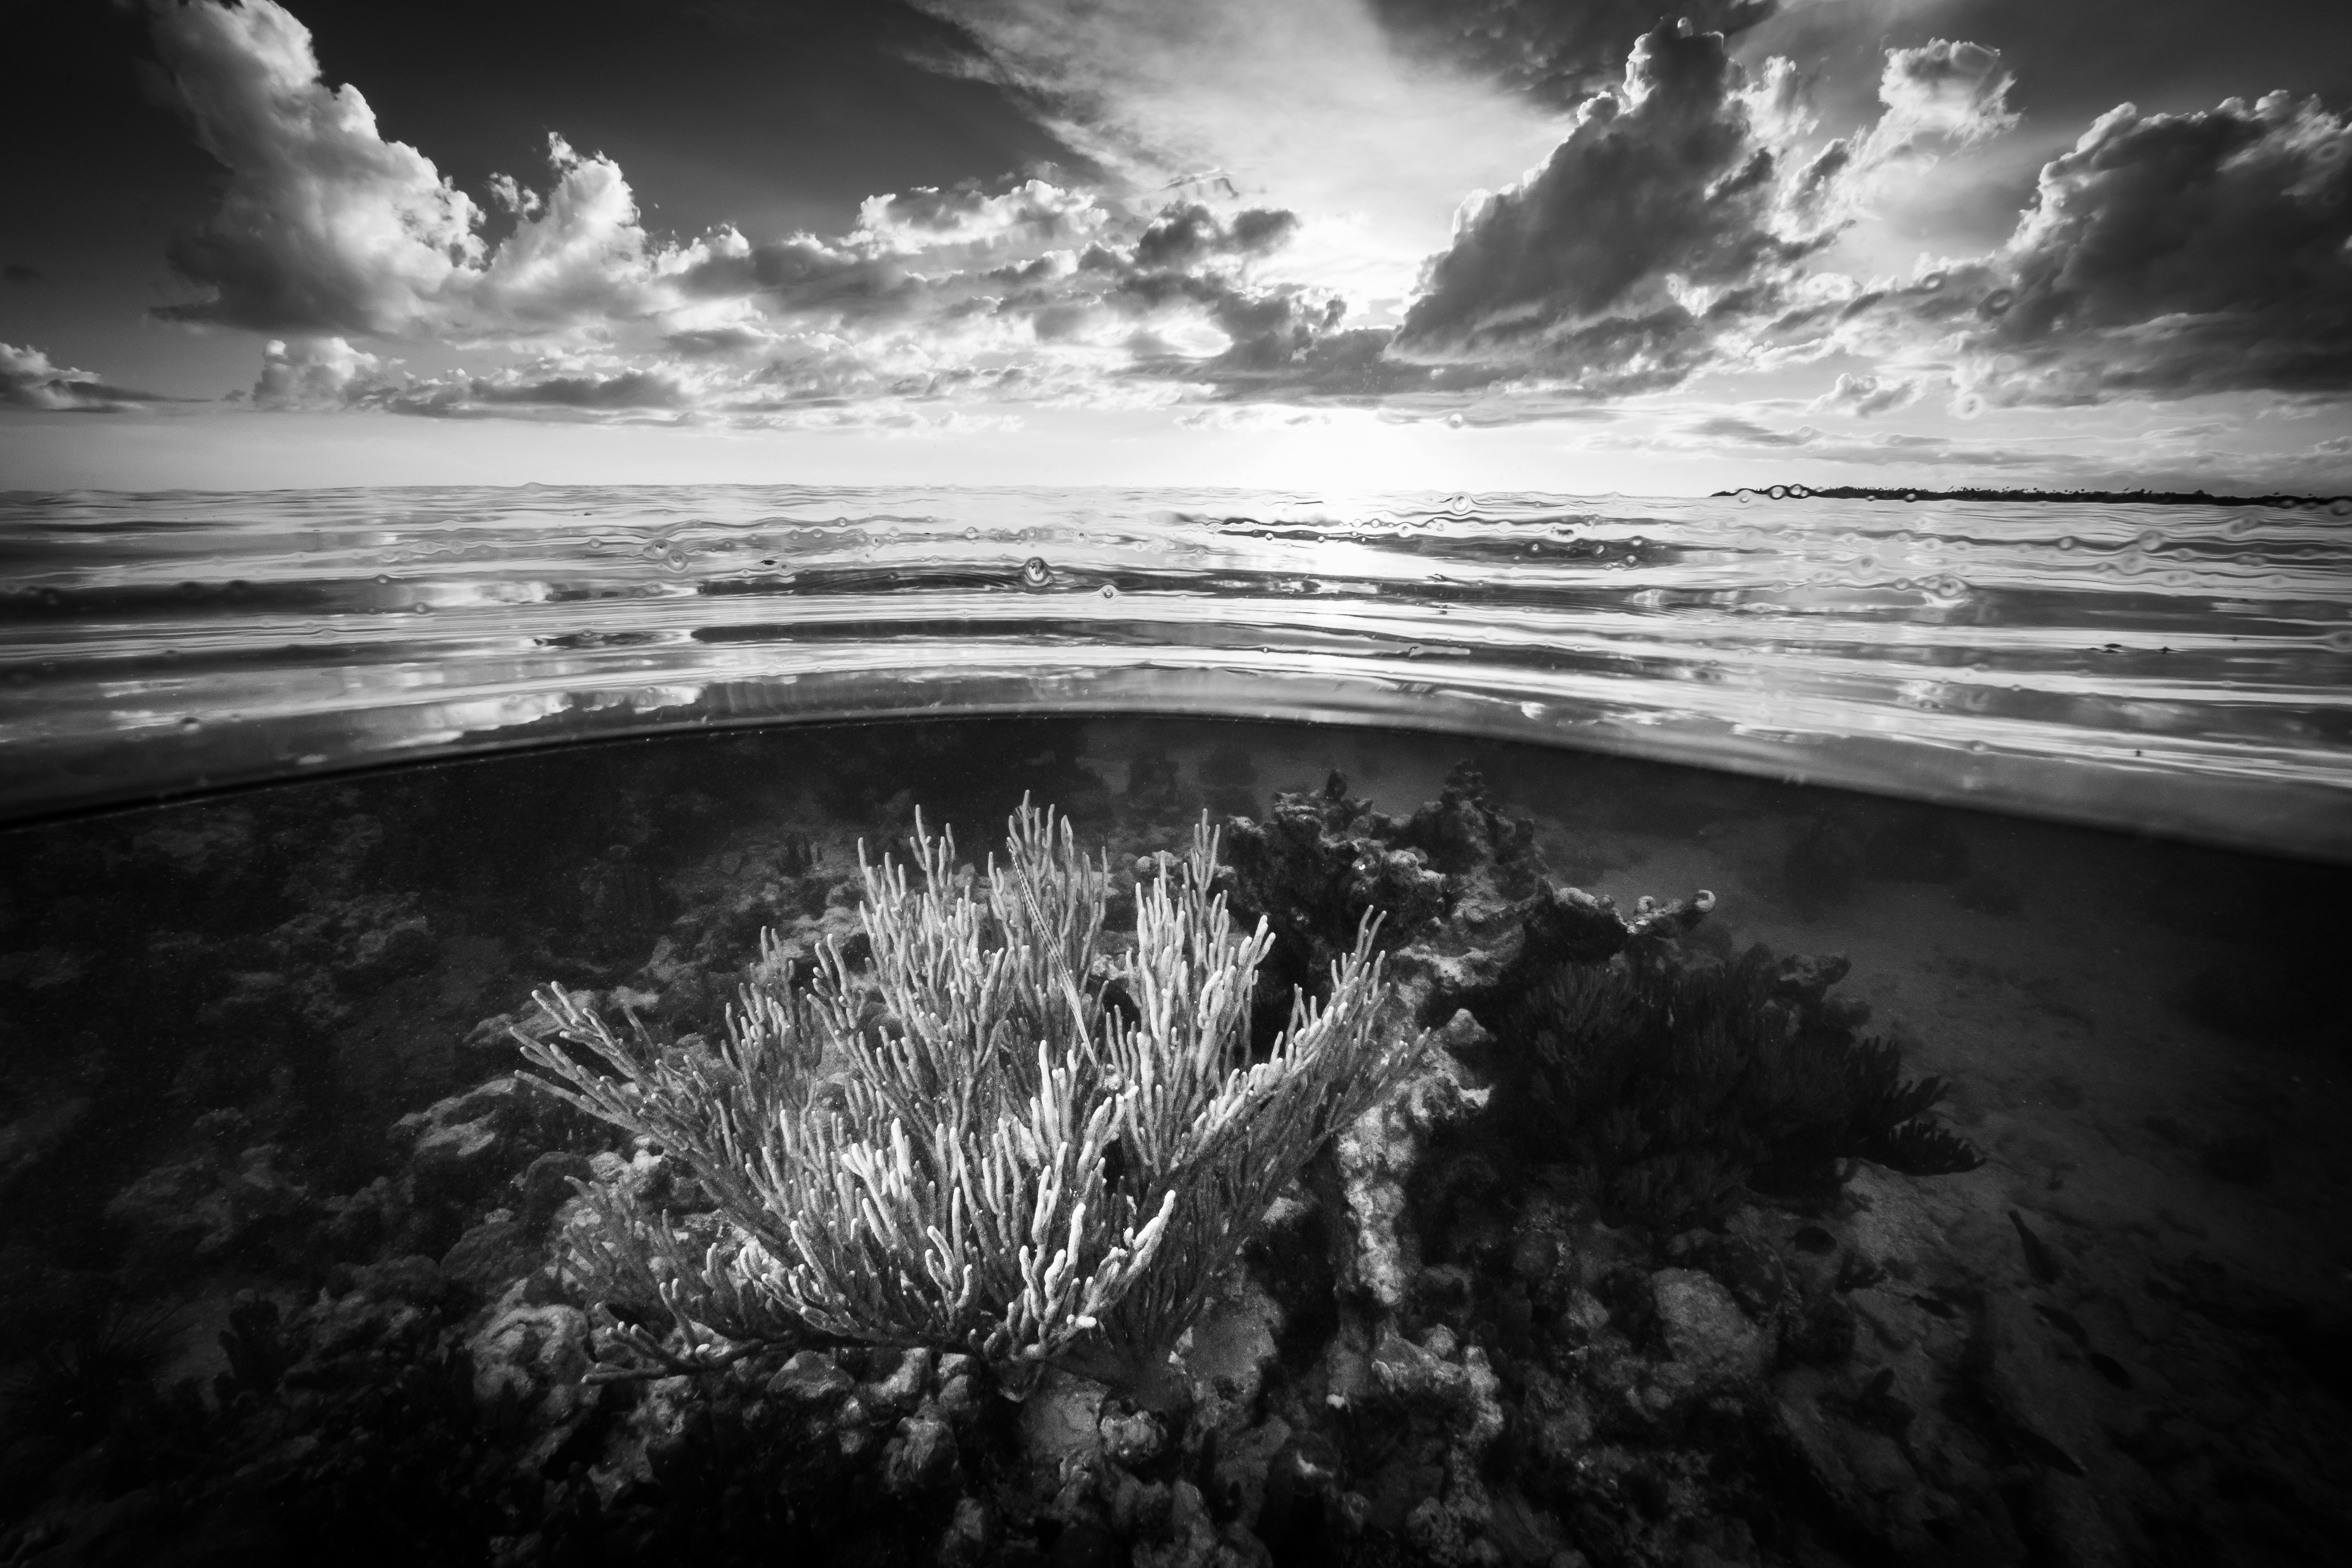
[1862,39,2019,161]
[1,342,162,412]
[140,0,1358,424]
[249,335,383,409]
[1131,204,1299,269]
[223,167,1356,426]
[680,178,1114,321]
[146,0,483,335]
[141,0,2352,438]
[146,0,708,340]
[1977,91,2352,399]
[1391,25,1837,391]
[1816,90,2352,404]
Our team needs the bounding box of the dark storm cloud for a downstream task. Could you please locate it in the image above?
[1366,0,1777,109]
[1,342,164,412]
[1392,26,1834,390]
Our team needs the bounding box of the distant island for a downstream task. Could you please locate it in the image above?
[1713,485,2351,508]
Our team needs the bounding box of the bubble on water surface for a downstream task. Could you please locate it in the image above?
[1020,557,1051,587]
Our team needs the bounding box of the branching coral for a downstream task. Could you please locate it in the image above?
[518,802,1422,1402]
[1495,942,1981,1230]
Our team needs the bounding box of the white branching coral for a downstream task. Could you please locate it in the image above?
[518,801,1419,1398]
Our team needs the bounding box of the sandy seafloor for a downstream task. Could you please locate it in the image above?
[0,715,2343,1568]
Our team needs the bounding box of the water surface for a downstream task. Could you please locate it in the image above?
[4,485,2345,858]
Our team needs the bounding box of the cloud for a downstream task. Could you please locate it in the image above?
[680,177,1113,322]
[469,370,689,411]
[145,0,710,340]
[1132,205,1299,268]
[1820,90,2352,403]
[904,0,1570,309]
[1391,25,1837,391]
[1678,414,1821,447]
[249,335,383,409]
[1363,0,1779,109]
[1977,91,2352,399]
[1,342,162,412]
[1809,370,1924,416]
[1863,39,2019,160]
[145,0,484,335]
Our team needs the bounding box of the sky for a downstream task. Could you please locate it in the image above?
[2,0,2348,494]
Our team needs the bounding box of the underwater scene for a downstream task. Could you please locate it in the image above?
[0,715,2345,1568]
[7,0,2352,1563]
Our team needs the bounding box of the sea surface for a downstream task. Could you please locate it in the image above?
[2,485,2346,858]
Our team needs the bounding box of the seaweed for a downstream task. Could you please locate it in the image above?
[1491,941,1982,1230]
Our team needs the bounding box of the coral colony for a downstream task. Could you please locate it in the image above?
[519,804,1421,1407]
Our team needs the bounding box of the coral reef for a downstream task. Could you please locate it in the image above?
[2,731,2346,1568]
[518,804,1422,1403]
[1487,943,1984,1231]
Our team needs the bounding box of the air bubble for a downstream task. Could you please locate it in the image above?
[1766,484,1788,501]
[178,715,202,732]
[965,526,980,541]
[1735,488,1757,504]
[1788,483,1811,500]
[1020,557,1052,587]
[1099,583,1118,599]
[2057,536,2077,551]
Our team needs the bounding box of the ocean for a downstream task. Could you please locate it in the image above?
[0,485,2346,1566]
